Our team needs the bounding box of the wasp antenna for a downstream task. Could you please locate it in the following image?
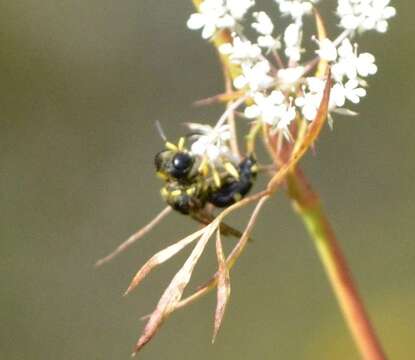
[178,137,186,150]
[155,120,167,142]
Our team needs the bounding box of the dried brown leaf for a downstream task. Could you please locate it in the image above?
[95,207,172,267]
[192,90,244,107]
[191,210,247,240]
[132,221,218,356]
[212,229,231,343]
[174,195,270,311]
[124,227,206,296]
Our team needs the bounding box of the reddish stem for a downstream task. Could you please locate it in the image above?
[287,168,388,360]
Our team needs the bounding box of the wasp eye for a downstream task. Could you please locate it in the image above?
[172,153,193,172]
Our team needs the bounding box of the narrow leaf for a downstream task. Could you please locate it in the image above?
[314,8,329,77]
[95,206,172,267]
[192,90,244,107]
[174,196,269,311]
[212,229,231,343]
[124,227,206,295]
[191,210,247,240]
[132,221,218,356]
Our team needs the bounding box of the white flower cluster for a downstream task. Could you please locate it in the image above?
[186,0,395,158]
[295,37,378,122]
[187,0,255,39]
[187,123,233,162]
[337,0,397,33]
[275,0,320,21]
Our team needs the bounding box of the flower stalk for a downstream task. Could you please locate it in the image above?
[287,168,387,360]
[188,1,390,358]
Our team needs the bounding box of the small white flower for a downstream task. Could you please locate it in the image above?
[355,52,378,77]
[284,23,301,47]
[296,78,340,120]
[187,0,229,39]
[295,92,319,121]
[187,0,255,39]
[337,37,354,58]
[252,11,274,35]
[285,46,302,62]
[331,82,348,107]
[233,61,274,92]
[187,123,232,161]
[307,77,325,93]
[330,79,367,106]
[258,35,281,49]
[245,91,296,130]
[337,0,396,33]
[316,38,338,62]
[226,0,255,20]
[276,102,297,131]
[245,91,284,121]
[277,66,304,89]
[252,11,281,50]
[332,39,377,81]
[275,0,319,20]
[284,23,302,62]
[296,76,367,121]
[295,78,326,121]
[342,79,367,104]
[187,13,214,39]
[219,36,261,64]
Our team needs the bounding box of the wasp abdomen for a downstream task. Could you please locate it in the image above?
[208,156,257,208]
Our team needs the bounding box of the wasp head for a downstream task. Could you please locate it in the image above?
[155,138,198,183]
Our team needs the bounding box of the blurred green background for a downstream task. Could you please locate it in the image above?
[1,1,414,359]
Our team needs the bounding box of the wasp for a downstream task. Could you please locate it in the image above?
[155,137,258,216]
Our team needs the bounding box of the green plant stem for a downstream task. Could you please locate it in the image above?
[287,168,387,360]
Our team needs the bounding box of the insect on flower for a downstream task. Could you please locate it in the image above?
[154,133,258,214]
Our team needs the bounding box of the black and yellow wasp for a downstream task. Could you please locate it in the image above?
[154,137,258,216]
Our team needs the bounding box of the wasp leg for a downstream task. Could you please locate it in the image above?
[190,210,252,242]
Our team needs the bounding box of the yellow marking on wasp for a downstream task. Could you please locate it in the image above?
[198,157,209,176]
[156,172,168,180]
[171,190,182,197]
[224,162,240,180]
[212,167,221,188]
[186,187,195,196]
[177,137,185,150]
[165,142,178,151]
[250,164,259,174]
[160,188,169,197]
[233,193,242,202]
